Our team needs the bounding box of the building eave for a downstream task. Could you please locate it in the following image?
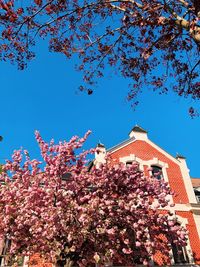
[107,137,136,153]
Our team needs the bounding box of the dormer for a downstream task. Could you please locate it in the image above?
[129,125,148,140]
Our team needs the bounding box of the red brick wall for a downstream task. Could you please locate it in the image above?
[153,233,171,265]
[176,211,200,264]
[29,254,52,267]
[111,140,189,204]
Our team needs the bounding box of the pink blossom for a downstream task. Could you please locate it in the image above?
[124,239,130,245]
[122,248,132,254]
[0,131,187,266]
[136,241,141,247]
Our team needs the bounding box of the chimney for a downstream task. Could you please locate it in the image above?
[94,143,106,167]
[129,125,148,140]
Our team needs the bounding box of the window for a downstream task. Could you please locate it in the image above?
[194,189,200,203]
[0,239,24,266]
[151,165,163,180]
[0,239,11,266]
[171,243,189,264]
[196,195,200,203]
[170,222,189,264]
[61,172,72,182]
[126,161,134,167]
[126,161,139,168]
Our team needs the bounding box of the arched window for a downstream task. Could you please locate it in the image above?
[126,161,134,167]
[126,160,139,168]
[151,165,163,180]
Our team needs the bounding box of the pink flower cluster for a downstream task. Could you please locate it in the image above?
[0,131,187,266]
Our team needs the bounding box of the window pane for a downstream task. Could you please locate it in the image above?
[151,165,163,180]
[171,243,189,263]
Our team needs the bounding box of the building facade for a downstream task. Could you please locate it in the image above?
[95,125,200,265]
[0,126,200,266]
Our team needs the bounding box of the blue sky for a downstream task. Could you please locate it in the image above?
[0,40,200,178]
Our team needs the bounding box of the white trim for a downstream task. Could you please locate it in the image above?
[144,158,169,182]
[23,256,29,267]
[174,215,188,225]
[177,158,197,204]
[167,204,190,212]
[119,154,144,171]
[157,203,200,212]
[147,158,169,169]
[193,212,200,239]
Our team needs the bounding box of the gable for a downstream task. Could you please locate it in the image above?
[110,139,189,204]
[110,139,177,163]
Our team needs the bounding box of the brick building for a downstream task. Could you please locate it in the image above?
[0,126,200,266]
[94,125,200,265]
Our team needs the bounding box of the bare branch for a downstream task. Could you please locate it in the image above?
[86,32,123,81]
[15,0,54,37]
[190,59,200,75]
[109,3,126,12]
[108,0,143,9]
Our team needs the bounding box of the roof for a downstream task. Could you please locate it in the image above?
[107,137,136,153]
[176,153,186,159]
[128,125,147,135]
[97,143,105,148]
[191,178,200,188]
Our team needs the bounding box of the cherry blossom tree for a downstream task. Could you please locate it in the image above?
[0,131,187,266]
[0,0,200,114]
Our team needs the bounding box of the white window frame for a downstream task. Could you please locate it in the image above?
[169,215,194,265]
[196,195,200,203]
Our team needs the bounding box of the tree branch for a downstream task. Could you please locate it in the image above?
[177,0,190,8]
[165,3,200,44]
[15,0,54,37]
[193,0,200,17]
[108,0,143,9]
